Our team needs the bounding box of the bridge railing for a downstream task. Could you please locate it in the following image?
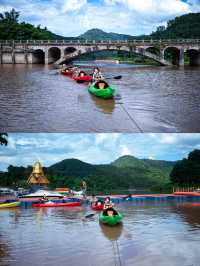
[1,39,200,45]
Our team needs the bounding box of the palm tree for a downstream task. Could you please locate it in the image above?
[0,133,8,146]
[0,8,20,23]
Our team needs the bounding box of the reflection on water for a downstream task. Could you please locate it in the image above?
[0,64,200,132]
[0,201,200,266]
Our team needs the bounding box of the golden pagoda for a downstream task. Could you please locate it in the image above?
[27,160,49,186]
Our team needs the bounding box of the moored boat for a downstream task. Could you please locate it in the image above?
[32,201,81,208]
[174,191,200,196]
[0,201,20,208]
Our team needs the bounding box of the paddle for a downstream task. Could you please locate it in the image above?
[106,75,122,80]
[88,75,122,80]
[85,213,96,219]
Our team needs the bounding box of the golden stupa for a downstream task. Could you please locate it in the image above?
[27,160,49,185]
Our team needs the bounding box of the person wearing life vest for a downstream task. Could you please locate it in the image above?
[92,67,104,82]
[103,196,113,209]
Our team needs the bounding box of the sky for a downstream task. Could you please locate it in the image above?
[0,133,200,171]
[0,0,200,36]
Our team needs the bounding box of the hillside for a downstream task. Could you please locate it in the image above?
[79,28,135,41]
[151,12,200,39]
[0,156,176,192]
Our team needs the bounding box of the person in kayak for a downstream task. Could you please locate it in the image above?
[79,71,87,77]
[91,194,97,205]
[92,67,104,82]
[103,207,118,216]
[103,196,114,209]
[94,80,109,90]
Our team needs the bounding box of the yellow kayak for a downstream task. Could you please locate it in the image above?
[0,201,20,208]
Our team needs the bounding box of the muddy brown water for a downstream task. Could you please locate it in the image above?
[0,201,200,266]
[0,63,200,132]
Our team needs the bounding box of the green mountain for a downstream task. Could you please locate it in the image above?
[78,28,135,41]
[0,156,176,193]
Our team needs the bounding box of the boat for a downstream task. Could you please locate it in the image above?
[32,201,81,208]
[20,190,63,199]
[60,70,74,77]
[99,209,122,226]
[174,192,200,196]
[91,203,104,211]
[73,75,92,83]
[88,82,115,99]
[0,201,20,208]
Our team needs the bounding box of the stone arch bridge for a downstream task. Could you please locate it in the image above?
[0,39,200,66]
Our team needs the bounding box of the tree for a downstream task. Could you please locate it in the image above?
[0,133,8,146]
[0,8,20,23]
[170,149,200,186]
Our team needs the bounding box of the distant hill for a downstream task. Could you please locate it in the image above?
[78,28,136,41]
[0,155,176,192]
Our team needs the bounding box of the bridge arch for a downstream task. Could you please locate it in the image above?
[64,47,77,55]
[164,46,180,66]
[186,48,200,66]
[61,47,165,66]
[145,46,160,56]
[32,49,45,64]
[48,47,61,64]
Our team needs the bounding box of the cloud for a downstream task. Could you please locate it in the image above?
[0,133,200,171]
[120,145,132,156]
[0,0,198,36]
[62,0,87,12]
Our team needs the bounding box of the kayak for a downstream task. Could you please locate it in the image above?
[99,210,122,226]
[32,201,81,208]
[91,203,104,211]
[88,83,115,99]
[174,192,200,196]
[61,70,73,76]
[73,76,92,82]
[0,201,20,208]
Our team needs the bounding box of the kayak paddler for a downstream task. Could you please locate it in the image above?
[92,67,104,82]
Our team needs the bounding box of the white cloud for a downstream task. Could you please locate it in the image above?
[0,0,198,36]
[120,145,132,156]
[62,0,87,12]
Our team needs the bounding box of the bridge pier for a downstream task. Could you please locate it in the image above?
[0,44,2,64]
[45,50,49,65]
[11,41,15,64]
[179,49,184,66]
[24,44,28,64]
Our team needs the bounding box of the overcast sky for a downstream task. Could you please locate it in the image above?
[0,0,200,36]
[0,133,200,171]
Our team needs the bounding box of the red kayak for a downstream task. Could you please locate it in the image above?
[61,70,74,77]
[91,203,104,211]
[174,192,200,196]
[32,202,81,208]
[73,75,92,83]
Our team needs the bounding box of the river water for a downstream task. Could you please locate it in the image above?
[0,63,200,132]
[0,201,200,266]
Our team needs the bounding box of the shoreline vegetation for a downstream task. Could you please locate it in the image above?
[0,150,199,194]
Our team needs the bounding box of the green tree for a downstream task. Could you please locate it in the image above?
[0,133,8,146]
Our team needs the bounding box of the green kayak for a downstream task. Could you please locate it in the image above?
[99,210,123,226]
[88,82,115,99]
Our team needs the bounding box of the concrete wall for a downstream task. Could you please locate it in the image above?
[2,53,13,63]
[15,53,26,64]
